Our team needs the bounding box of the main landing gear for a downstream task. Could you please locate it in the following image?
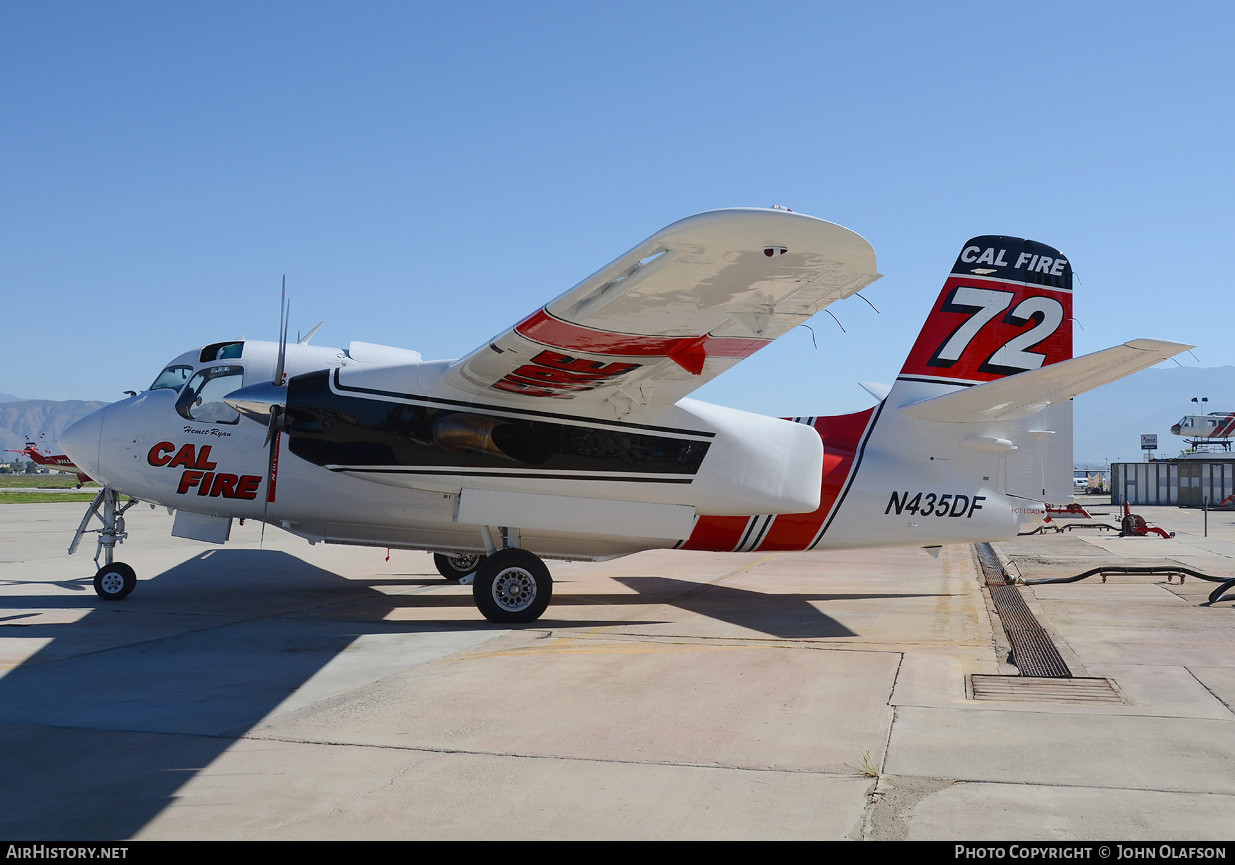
[472,548,553,623]
[70,487,140,600]
[433,552,485,582]
[465,526,552,623]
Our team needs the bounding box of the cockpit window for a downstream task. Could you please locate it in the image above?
[149,365,193,393]
[176,364,245,424]
[199,341,244,363]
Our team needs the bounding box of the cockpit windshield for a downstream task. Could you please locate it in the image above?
[149,365,193,393]
[175,364,245,424]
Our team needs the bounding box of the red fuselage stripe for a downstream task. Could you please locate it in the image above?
[682,407,877,553]
[680,515,752,552]
[1217,415,1235,438]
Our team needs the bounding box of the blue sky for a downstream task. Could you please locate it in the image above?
[3,2,1231,416]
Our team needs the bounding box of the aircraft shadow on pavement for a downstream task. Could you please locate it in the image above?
[0,549,940,839]
[0,550,408,840]
[607,576,940,639]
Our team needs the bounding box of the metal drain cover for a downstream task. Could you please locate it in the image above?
[969,675,1124,704]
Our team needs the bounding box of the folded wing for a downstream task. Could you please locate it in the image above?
[444,208,881,414]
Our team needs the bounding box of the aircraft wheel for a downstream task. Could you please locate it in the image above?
[473,549,552,623]
[94,562,136,601]
[434,552,485,582]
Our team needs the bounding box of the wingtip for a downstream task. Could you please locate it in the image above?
[1123,338,1195,353]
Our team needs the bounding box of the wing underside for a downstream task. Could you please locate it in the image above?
[899,339,1194,423]
[444,209,881,415]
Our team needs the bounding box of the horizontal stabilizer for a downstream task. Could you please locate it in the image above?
[859,381,892,401]
[899,339,1193,423]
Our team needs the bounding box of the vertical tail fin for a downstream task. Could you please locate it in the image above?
[886,236,1077,506]
[898,236,1073,386]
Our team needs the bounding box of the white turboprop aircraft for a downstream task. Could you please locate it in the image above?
[59,208,1189,622]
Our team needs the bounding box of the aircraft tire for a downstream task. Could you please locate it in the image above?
[94,562,137,601]
[434,552,485,582]
[473,549,552,623]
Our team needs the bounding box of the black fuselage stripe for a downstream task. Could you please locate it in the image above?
[736,513,775,552]
[744,514,775,551]
[735,515,760,551]
[330,368,715,438]
[895,375,979,388]
[331,467,695,483]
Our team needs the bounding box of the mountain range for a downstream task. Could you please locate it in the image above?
[0,399,109,455]
[1072,365,1235,466]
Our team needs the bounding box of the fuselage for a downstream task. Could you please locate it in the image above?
[1171,413,1235,439]
[60,336,1042,562]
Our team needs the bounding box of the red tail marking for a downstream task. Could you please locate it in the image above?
[900,276,1072,383]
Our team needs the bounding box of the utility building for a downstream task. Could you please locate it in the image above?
[1110,459,1235,507]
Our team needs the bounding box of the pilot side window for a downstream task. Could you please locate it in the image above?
[149,365,193,393]
[176,364,245,424]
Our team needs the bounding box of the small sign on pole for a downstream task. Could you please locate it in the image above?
[1141,434,1157,450]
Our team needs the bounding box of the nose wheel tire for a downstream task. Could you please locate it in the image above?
[94,562,137,600]
[434,552,486,582]
[472,548,552,623]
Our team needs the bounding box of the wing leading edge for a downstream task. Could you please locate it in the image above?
[444,209,881,415]
[899,338,1194,423]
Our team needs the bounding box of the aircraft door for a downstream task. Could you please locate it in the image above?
[1178,462,1202,508]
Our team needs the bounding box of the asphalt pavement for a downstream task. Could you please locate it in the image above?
[0,497,1231,840]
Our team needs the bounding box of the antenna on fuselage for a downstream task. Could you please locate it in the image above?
[298,321,324,345]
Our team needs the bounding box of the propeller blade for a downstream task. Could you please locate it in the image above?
[262,404,283,449]
[260,424,281,548]
[273,275,288,387]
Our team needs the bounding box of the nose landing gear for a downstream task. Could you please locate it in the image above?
[70,487,140,600]
[94,561,137,600]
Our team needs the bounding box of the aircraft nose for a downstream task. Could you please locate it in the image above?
[59,407,107,481]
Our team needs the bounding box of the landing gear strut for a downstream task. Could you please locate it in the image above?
[70,487,140,600]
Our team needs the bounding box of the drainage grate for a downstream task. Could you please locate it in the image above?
[970,674,1123,704]
[974,541,1008,586]
[974,543,1073,678]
